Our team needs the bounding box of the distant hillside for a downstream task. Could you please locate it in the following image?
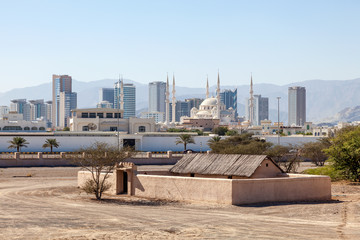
[322,105,360,124]
[1,78,360,124]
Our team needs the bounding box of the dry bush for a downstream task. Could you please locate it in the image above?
[73,142,132,200]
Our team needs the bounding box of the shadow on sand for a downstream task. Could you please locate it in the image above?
[92,197,179,207]
[237,199,344,208]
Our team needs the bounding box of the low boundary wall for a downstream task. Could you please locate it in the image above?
[132,174,331,205]
[78,170,331,205]
[0,152,182,167]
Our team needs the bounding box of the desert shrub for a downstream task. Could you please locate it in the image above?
[303,165,345,182]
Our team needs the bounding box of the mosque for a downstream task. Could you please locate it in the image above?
[163,72,236,129]
[189,73,236,123]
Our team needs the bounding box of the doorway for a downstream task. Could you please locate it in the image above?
[123,171,128,193]
[123,139,136,148]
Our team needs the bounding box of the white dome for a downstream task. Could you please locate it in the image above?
[197,110,211,115]
[200,97,218,106]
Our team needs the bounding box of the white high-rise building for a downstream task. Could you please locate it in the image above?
[148,81,166,113]
[52,74,75,128]
[29,99,46,121]
[0,106,10,119]
[288,86,306,126]
[59,92,77,128]
[45,101,52,127]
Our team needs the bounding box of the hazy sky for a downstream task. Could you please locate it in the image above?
[1,0,360,92]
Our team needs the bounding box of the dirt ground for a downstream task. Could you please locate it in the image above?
[1,167,360,240]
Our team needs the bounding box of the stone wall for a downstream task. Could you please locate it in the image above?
[133,175,233,204]
[132,174,331,205]
[231,174,331,205]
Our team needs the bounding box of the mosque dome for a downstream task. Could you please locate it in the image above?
[200,97,218,106]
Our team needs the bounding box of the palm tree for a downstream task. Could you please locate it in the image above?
[208,136,222,144]
[8,137,29,152]
[175,134,195,151]
[42,139,60,153]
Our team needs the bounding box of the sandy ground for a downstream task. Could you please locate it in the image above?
[1,167,360,240]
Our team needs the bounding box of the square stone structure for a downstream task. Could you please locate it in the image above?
[78,153,331,205]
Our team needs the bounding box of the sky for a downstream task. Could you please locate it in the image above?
[0,0,360,92]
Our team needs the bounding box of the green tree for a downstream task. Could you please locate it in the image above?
[265,145,300,173]
[301,141,329,166]
[225,130,238,136]
[207,136,222,145]
[213,126,228,136]
[324,126,360,182]
[209,133,272,155]
[42,139,60,153]
[175,134,195,151]
[8,137,29,152]
[73,142,132,200]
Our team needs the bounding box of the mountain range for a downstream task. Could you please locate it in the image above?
[1,78,360,124]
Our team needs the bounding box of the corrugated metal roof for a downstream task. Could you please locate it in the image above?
[170,153,281,177]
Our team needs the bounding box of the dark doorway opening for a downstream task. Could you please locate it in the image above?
[123,171,128,193]
[123,139,135,148]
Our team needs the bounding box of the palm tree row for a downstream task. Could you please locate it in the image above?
[7,137,60,153]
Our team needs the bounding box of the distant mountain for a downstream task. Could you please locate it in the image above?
[322,105,360,124]
[1,78,360,124]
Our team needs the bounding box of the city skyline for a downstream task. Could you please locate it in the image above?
[1,1,360,92]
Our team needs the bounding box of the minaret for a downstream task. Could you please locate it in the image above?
[249,73,254,126]
[120,76,124,110]
[171,74,176,124]
[165,74,170,124]
[206,75,209,99]
[216,71,221,119]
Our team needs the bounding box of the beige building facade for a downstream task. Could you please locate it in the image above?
[69,108,156,134]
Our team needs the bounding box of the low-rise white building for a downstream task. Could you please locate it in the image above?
[140,111,165,123]
[0,112,46,131]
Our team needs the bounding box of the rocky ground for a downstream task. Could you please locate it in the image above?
[0,167,360,240]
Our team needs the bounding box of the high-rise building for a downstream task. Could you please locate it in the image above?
[170,101,190,122]
[0,106,10,119]
[288,86,306,126]
[29,99,46,121]
[97,101,113,109]
[114,82,136,119]
[59,92,77,128]
[52,75,73,127]
[246,95,269,126]
[45,101,53,127]
[10,99,31,121]
[220,89,237,117]
[185,98,203,111]
[148,81,166,113]
[140,111,165,123]
[99,88,115,106]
